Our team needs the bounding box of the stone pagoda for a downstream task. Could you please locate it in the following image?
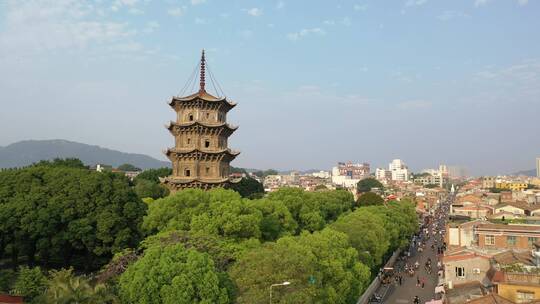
[161,50,240,192]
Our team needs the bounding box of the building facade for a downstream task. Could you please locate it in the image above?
[331,162,370,188]
[161,51,240,191]
[389,159,409,181]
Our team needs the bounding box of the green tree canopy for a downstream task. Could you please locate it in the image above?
[134,168,172,184]
[229,228,370,304]
[356,178,384,193]
[0,161,147,270]
[134,179,169,200]
[12,266,47,303]
[357,192,384,206]
[230,177,264,199]
[266,188,354,232]
[119,243,229,304]
[117,163,142,172]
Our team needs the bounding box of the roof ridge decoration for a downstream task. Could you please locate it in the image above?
[200,49,206,93]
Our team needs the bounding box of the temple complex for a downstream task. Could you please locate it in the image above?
[161,50,240,191]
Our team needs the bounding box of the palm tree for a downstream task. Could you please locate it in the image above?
[44,268,118,304]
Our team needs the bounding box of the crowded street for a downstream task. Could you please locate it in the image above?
[370,193,454,304]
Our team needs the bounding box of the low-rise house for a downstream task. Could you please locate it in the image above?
[476,223,540,251]
[445,281,487,304]
[442,248,492,287]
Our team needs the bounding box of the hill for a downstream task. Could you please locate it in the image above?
[0,139,170,169]
[512,169,536,177]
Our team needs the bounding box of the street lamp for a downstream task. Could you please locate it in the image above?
[270,281,291,304]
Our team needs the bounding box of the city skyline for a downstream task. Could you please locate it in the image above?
[1,0,539,175]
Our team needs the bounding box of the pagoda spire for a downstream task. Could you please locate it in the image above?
[199,49,206,93]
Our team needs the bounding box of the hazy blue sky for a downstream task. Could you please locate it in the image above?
[0,0,539,175]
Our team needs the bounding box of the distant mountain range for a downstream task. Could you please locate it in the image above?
[512,168,537,177]
[0,139,170,169]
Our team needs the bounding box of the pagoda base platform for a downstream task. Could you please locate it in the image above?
[160,177,238,192]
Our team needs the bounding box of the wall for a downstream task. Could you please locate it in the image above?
[497,283,540,303]
[443,257,490,287]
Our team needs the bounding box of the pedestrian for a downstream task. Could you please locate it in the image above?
[421,277,425,289]
[417,276,420,287]
[399,275,403,286]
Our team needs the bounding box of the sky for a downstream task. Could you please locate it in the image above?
[0,0,539,176]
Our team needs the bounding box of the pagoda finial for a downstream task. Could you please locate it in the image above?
[199,49,206,93]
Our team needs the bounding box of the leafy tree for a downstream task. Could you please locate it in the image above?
[34,158,87,169]
[119,244,229,304]
[143,188,265,241]
[330,209,389,269]
[12,266,47,303]
[0,162,147,271]
[0,269,16,293]
[134,168,172,184]
[252,169,278,178]
[44,268,118,304]
[134,179,169,200]
[356,178,384,193]
[117,163,142,172]
[230,177,264,199]
[314,184,328,191]
[424,184,439,189]
[266,188,354,233]
[229,229,370,304]
[357,192,384,206]
[247,198,297,241]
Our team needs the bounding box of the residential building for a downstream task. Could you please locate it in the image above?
[331,162,370,188]
[312,170,330,179]
[496,182,528,192]
[442,248,492,287]
[389,159,409,181]
[482,176,497,189]
[375,168,391,181]
[476,223,540,251]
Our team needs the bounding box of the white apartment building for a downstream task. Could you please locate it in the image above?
[312,170,331,179]
[389,159,409,181]
[375,168,391,181]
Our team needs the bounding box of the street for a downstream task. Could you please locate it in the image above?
[371,195,452,304]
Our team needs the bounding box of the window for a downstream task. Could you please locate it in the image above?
[205,140,210,148]
[529,237,537,247]
[206,112,210,119]
[187,138,191,145]
[185,169,191,177]
[188,114,194,121]
[455,267,465,278]
[205,167,210,174]
[517,291,534,303]
[507,236,517,246]
[485,235,495,246]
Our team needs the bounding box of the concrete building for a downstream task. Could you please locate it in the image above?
[331,162,370,188]
[389,159,409,181]
[442,248,492,287]
[161,51,240,191]
[375,168,391,181]
[312,171,331,179]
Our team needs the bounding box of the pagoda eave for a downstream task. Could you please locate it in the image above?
[166,121,239,131]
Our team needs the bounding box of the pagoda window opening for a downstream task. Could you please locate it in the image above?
[189,113,194,121]
[185,169,191,177]
[206,112,210,119]
[187,138,191,145]
[205,140,210,148]
[206,167,210,175]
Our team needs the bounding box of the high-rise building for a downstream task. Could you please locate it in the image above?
[389,159,409,181]
[537,158,540,178]
[161,51,240,192]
